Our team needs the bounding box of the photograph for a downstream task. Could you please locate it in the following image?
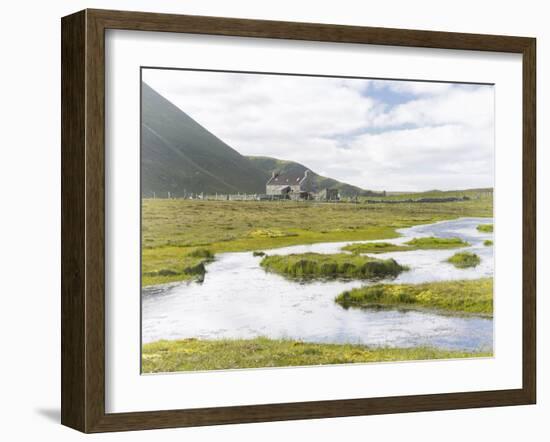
[140,68,495,373]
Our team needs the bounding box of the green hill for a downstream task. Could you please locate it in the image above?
[247,156,380,197]
[141,82,266,197]
[141,82,377,198]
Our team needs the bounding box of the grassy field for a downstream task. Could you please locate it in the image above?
[142,337,491,372]
[447,252,481,268]
[335,278,493,316]
[142,189,492,286]
[260,253,406,279]
[342,236,468,254]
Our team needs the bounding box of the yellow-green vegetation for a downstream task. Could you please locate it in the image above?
[142,337,491,372]
[342,236,468,254]
[260,253,406,279]
[447,252,481,268]
[142,189,492,286]
[335,278,493,316]
[477,223,494,233]
[342,242,410,253]
[142,247,214,286]
[406,236,468,249]
[484,240,493,246]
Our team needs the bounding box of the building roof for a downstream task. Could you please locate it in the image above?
[266,170,309,186]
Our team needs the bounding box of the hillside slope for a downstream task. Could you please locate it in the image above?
[141,82,266,196]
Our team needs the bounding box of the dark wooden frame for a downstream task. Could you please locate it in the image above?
[61,8,536,433]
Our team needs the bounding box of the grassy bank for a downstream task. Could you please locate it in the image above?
[260,253,406,279]
[142,337,491,372]
[447,252,481,268]
[143,248,214,286]
[335,278,492,316]
[142,189,492,285]
[477,223,493,233]
[342,236,468,254]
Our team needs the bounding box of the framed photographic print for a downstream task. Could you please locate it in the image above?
[61,9,536,433]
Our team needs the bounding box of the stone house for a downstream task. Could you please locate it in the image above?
[265,169,339,201]
[266,170,311,197]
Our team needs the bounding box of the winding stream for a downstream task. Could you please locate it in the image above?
[142,217,494,351]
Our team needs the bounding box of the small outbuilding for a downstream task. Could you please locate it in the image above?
[315,188,340,201]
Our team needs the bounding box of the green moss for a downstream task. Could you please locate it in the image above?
[477,224,493,233]
[260,253,407,280]
[342,236,468,254]
[335,278,493,316]
[484,240,493,246]
[447,252,481,268]
[142,337,491,372]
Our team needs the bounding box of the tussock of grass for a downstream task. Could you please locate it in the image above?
[260,253,406,280]
[342,242,411,254]
[252,251,266,257]
[447,252,481,268]
[142,337,491,372]
[484,240,493,246]
[342,236,468,254]
[406,236,469,248]
[335,278,493,316]
[477,224,493,233]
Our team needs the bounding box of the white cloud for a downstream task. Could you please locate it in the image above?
[372,86,494,129]
[372,80,453,96]
[143,69,494,192]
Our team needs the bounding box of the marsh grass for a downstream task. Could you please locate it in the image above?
[142,191,492,285]
[405,236,469,249]
[249,228,298,239]
[142,247,214,286]
[477,223,494,233]
[447,252,481,268]
[260,253,406,279]
[186,248,214,259]
[342,242,411,254]
[141,337,491,372]
[342,236,468,254]
[335,278,493,316]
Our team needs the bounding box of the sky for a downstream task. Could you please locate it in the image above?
[142,68,494,192]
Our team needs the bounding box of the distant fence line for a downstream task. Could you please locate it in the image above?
[364,196,471,204]
[145,192,367,202]
[144,192,488,205]
[147,193,285,201]
[202,193,267,201]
